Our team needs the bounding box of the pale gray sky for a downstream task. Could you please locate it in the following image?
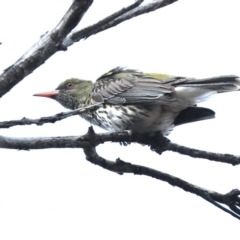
[0,0,240,239]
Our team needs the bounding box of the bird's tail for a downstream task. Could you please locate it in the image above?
[176,75,240,92]
[172,75,240,104]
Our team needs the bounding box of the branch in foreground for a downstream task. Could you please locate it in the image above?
[0,0,93,98]
[1,127,238,220]
[67,0,178,44]
[83,127,240,221]
[71,0,144,40]
[0,123,238,219]
[0,0,177,98]
[63,0,144,45]
[0,103,101,128]
[0,116,239,166]
[168,142,240,166]
[83,142,240,220]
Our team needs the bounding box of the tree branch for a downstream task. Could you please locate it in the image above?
[71,0,144,41]
[168,142,240,166]
[1,127,238,220]
[0,0,238,222]
[0,128,239,165]
[0,0,177,98]
[0,0,93,98]
[83,145,240,220]
[81,127,240,221]
[0,103,102,128]
[67,0,178,44]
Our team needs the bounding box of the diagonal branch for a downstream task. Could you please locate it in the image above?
[84,144,240,220]
[0,127,239,220]
[0,0,93,98]
[82,127,240,221]
[67,0,178,44]
[0,0,177,98]
[72,0,144,40]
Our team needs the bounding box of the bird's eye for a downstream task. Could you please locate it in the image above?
[66,82,74,88]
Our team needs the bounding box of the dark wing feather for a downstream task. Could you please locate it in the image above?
[91,67,179,104]
[174,107,215,126]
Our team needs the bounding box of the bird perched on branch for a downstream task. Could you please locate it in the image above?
[34,67,240,135]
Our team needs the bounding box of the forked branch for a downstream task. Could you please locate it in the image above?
[0,126,239,220]
[0,0,177,98]
[0,112,240,166]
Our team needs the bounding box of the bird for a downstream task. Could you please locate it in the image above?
[34,67,240,135]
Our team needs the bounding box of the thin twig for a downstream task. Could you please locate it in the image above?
[167,142,240,166]
[68,0,177,43]
[66,0,144,42]
[0,103,102,128]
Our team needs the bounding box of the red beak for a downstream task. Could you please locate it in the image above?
[33,90,60,98]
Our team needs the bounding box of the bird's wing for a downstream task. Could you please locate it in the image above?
[91,67,184,104]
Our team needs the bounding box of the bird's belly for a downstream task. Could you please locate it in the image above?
[89,104,180,135]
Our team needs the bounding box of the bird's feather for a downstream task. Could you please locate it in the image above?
[92,67,178,104]
[174,107,215,126]
[92,67,240,105]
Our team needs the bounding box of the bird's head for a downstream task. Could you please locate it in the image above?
[34,78,93,110]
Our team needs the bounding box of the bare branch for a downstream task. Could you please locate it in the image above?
[82,0,144,37]
[67,0,178,44]
[0,127,239,219]
[0,103,102,128]
[1,0,237,224]
[0,0,93,98]
[83,128,240,221]
[168,142,240,166]
[64,0,144,45]
[83,144,240,220]
[0,129,239,165]
[0,0,177,98]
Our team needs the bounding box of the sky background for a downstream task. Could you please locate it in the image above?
[0,0,240,239]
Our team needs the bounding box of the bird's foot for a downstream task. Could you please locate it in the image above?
[129,131,169,154]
